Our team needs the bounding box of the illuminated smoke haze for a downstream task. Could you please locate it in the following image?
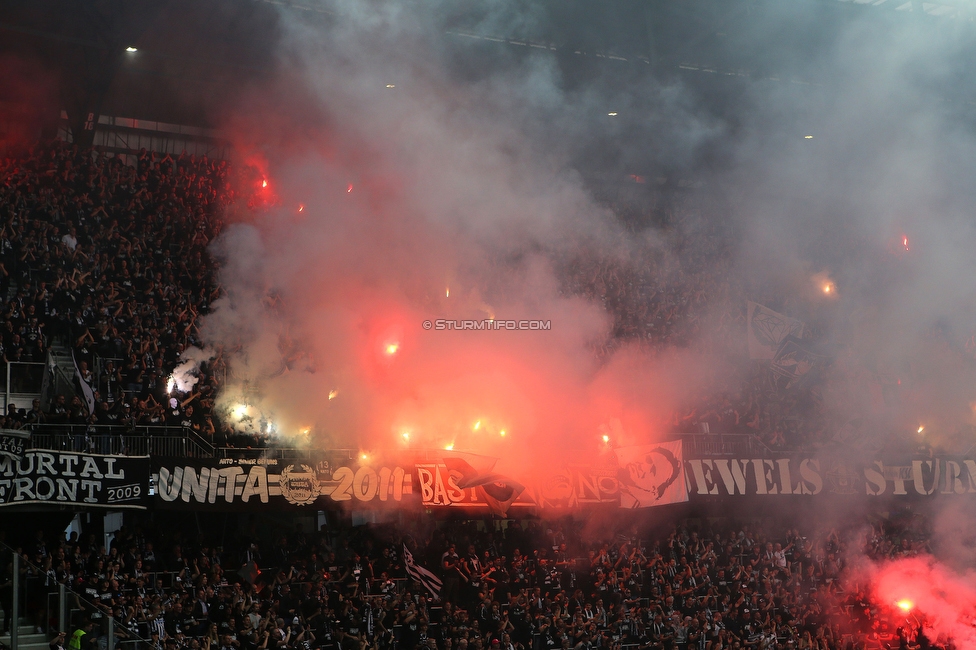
[857,555,976,646]
[196,1,726,474]
[190,0,976,475]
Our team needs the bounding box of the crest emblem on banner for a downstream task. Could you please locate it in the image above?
[279,464,319,505]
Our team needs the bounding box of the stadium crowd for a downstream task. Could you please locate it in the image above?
[0,138,917,452]
[0,139,274,448]
[558,207,832,452]
[1,513,945,650]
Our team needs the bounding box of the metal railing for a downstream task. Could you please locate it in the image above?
[672,433,773,457]
[21,427,777,461]
[25,424,215,458]
[2,361,45,410]
[1,542,155,650]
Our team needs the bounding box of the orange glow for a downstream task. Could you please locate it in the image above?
[823,284,832,294]
[386,343,399,355]
[446,287,450,297]
[298,204,305,212]
[499,429,506,437]
[401,431,410,441]
[896,599,914,612]
[328,389,338,400]
[602,434,610,443]
[903,236,910,251]
[347,183,353,193]
[917,425,924,434]
[262,179,268,188]
[473,420,481,430]
[444,443,454,450]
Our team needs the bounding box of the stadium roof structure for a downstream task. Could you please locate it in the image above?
[3,0,976,184]
[3,0,976,127]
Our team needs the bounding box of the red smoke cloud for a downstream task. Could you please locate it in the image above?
[183,13,734,480]
[869,556,976,646]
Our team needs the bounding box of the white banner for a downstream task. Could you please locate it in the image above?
[747,301,804,360]
[616,441,688,508]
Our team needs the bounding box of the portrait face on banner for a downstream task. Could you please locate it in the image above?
[616,443,687,509]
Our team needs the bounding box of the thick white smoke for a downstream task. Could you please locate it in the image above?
[192,0,976,473]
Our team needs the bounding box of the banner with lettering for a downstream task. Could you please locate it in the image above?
[683,456,976,499]
[0,451,149,509]
[152,448,976,513]
[152,455,416,510]
[0,430,28,461]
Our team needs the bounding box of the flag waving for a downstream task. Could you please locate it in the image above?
[403,544,442,599]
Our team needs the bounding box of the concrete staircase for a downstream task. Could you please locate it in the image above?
[0,620,51,650]
[48,343,77,381]
[45,343,83,407]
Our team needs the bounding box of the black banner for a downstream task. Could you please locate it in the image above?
[685,456,976,499]
[0,451,149,509]
[152,456,416,510]
[0,429,28,461]
[152,452,976,513]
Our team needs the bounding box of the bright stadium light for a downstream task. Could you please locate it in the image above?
[125,46,138,53]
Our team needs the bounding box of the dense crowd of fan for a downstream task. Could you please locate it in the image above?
[558,200,839,452]
[0,137,932,452]
[0,139,273,448]
[0,513,948,650]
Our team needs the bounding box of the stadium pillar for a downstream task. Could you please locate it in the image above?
[106,615,115,650]
[58,583,67,637]
[11,552,19,650]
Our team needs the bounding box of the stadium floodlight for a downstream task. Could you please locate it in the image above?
[125,46,138,52]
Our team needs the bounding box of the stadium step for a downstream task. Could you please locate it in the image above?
[0,618,51,650]
[48,343,84,402]
[0,616,35,632]
[0,632,49,643]
[1,640,51,650]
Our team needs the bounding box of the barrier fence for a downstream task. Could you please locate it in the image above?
[24,424,215,458]
[1,542,155,650]
[0,542,423,650]
[19,425,773,461]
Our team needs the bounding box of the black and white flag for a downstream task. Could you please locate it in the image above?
[747,301,804,360]
[402,544,442,599]
[71,349,96,415]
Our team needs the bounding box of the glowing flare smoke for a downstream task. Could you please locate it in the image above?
[869,556,976,645]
